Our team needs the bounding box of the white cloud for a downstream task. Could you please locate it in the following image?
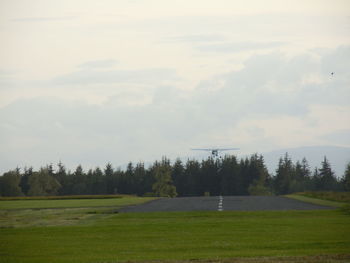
[163,34,226,43]
[1,47,349,172]
[78,59,118,69]
[197,41,286,53]
[52,68,180,86]
[11,16,76,22]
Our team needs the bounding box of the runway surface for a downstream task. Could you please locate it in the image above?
[120,196,333,212]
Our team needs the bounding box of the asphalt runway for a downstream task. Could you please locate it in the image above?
[120,196,334,213]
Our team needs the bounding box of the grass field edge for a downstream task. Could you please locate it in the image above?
[116,254,350,263]
[0,194,136,201]
[285,194,344,207]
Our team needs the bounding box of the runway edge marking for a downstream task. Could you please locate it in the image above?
[218,195,223,211]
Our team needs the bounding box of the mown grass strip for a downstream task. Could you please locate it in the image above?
[297,191,350,203]
[0,194,129,201]
[0,196,158,228]
[120,254,350,263]
[0,196,157,210]
[286,194,345,208]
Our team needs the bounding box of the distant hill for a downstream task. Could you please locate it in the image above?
[262,146,350,177]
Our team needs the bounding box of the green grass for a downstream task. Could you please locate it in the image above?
[0,194,127,201]
[0,196,157,227]
[286,191,350,209]
[0,196,155,210]
[1,196,349,263]
[286,194,344,208]
[296,191,350,203]
[1,209,349,263]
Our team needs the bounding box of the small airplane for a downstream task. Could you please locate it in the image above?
[191,147,239,157]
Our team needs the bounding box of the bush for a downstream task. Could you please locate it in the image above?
[248,181,271,196]
[143,192,157,197]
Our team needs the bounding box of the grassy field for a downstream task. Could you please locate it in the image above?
[286,194,345,208]
[0,195,154,210]
[0,195,350,263]
[286,192,350,209]
[0,196,156,228]
[0,194,129,201]
[296,192,350,203]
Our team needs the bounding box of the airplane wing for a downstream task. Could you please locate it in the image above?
[216,148,240,151]
[191,148,239,151]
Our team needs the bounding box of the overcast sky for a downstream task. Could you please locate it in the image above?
[0,0,349,172]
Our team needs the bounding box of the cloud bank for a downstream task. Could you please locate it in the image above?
[1,46,349,173]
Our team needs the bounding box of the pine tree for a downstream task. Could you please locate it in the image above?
[247,154,270,195]
[70,165,87,195]
[20,167,33,195]
[273,153,294,195]
[184,159,201,196]
[134,162,146,195]
[55,162,67,195]
[104,163,114,194]
[171,159,186,196]
[220,155,241,195]
[342,163,350,191]
[92,167,106,194]
[201,157,220,196]
[318,157,338,191]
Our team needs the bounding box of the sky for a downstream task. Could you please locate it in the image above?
[0,0,349,173]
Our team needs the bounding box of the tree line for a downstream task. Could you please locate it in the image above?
[1,153,349,197]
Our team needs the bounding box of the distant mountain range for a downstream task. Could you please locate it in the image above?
[262,146,350,177]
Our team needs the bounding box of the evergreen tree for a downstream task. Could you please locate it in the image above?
[46,164,54,177]
[171,159,186,196]
[91,167,106,194]
[184,159,201,196]
[318,157,338,191]
[70,165,87,195]
[220,155,242,195]
[201,157,220,196]
[112,168,124,194]
[311,167,321,190]
[342,162,350,191]
[134,162,147,195]
[291,161,305,192]
[273,153,294,194]
[239,157,250,195]
[104,163,115,194]
[247,154,270,195]
[55,162,68,195]
[300,157,312,190]
[123,162,135,194]
[20,167,33,195]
